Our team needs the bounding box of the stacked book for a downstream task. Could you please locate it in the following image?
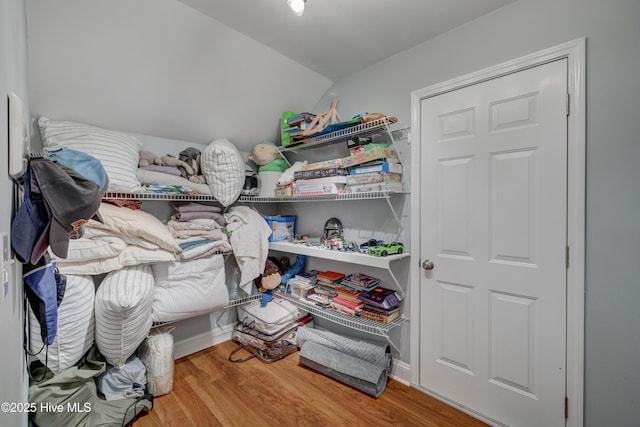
[357,287,403,324]
[339,273,380,292]
[329,296,364,317]
[314,271,344,298]
[283,112,316,144]
[287,270,319,299]
[329,284,364,317]
[292,167,349,196]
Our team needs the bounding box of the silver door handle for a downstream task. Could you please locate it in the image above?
[422,259,434,271]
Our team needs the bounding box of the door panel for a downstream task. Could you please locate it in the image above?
[419,59,568,426]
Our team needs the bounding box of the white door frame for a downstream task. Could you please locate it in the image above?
[409,38,585,426]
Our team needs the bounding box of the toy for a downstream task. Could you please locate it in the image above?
[277,161,307,185]
[367,242,405,257]
[178,147,205,183]
[249,143,282,166]
[138,150,163,167]
[280,254,306,285]
[323,217,343,240]
[302,96,342,137]
[254,258,282,293]
[160,154,194,177]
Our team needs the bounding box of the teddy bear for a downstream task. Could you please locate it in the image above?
[138,150,163,167]
[249,143,282,166]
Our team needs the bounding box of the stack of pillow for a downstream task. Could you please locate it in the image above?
[38,117,246,207]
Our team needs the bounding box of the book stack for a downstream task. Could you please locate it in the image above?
[330,284,365,317]
[314,271,345,298]
[287,270,319,299]
[283,112,316,144]
[330,296,364,317]
[339,273,380,292]
[357,287,404,324]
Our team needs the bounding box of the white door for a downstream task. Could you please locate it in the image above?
[419,59,568,426]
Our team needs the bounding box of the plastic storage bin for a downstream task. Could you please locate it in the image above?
[263,215,297,242]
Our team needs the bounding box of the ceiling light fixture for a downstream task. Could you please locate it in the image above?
[287,0,306,16]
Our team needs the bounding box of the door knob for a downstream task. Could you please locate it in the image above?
[422,259,434,271]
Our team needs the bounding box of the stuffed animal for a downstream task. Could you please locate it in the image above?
[277,161,307,185]
[178,147,205,183]
[138,150,163,167]
[280,254,306,285]
[254,258,282,293]
[249,143,282,166]
[160,154,194,176]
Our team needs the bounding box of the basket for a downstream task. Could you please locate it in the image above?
[263,215,297,242]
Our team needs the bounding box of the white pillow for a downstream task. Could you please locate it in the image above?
[151,255,229,323]
[95,264,154,368]
[29,275,95,374]
[55,242,176,276]
[201,138,244,206]
[38,117,144,193]
[88,203,181,253]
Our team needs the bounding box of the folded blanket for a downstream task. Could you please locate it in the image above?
[170,201,221,213]
[176,239,232,261]
[167,219,222,231]
[171,228,226,240]
[140,165,181,176]
[172,211,226,223]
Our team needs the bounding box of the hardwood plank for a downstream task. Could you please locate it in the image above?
[133,340,487,427]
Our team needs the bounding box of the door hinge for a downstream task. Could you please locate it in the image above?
[566,93,570,116]
[566,245,570,269]
[565,396,569,419]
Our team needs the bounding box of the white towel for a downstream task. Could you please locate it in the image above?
[224,206,271,294]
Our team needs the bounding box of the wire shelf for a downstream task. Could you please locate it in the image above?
[103,191,220,202]
[237,190,407,203]
[279,116,399,153]
[276,292,403,337]
[150,293,261,329]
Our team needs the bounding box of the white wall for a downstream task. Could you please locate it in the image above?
[0,0,30,425]
[25,0,333,151]
[319,0,640,425]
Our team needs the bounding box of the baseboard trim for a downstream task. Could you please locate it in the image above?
[174,323,235,359]
[390,360,411,385]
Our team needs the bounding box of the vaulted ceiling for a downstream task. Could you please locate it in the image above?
[178,0,516,80]
[25,0,516,150]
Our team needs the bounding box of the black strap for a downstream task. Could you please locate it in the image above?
[229,343,257,363]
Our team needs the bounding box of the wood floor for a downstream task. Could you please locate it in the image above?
[132,340,487,427]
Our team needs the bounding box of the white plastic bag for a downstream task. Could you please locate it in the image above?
[138,326,175,396]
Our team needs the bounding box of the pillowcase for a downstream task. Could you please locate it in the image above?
[29,275,95,374]
[200,138,244,206]
[38,117,144,193]
[151,255,229,323]
[55,244,176,276]
[94,264,154,368]
[88,202,181,253]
